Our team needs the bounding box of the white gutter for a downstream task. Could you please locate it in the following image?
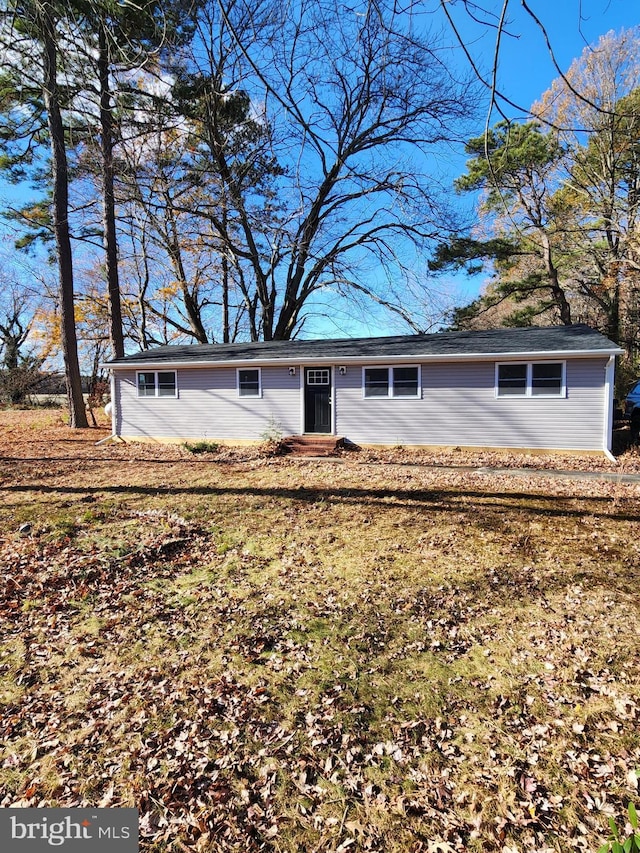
[603,355,617,463]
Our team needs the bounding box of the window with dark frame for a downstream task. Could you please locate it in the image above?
[238,368,261,397]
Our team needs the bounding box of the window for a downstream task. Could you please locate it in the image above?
[531,362,563,396]
[137,370,176,398]
[364,368,389,397]
[393,366,419,397]
[363,366,420,398]
[238,368,261,397]
[497,364,527,396]
[496,362,565,397]
[306,369,330,385]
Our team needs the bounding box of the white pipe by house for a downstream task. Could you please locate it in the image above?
[95,372,119,446]
[603,355,617,463]
[110,372,117,435]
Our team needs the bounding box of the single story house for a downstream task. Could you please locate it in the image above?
[104,324,623,457]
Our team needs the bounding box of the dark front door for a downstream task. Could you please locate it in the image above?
[304,368,332,433]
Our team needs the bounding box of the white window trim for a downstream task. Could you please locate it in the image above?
[237,367,262,398]
[495,361,566,398]
[136,370,178,398]
[362,365,422,399]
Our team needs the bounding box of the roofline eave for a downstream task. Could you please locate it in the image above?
[102,347,624,371]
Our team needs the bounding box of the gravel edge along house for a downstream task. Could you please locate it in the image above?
[104,325,623,458]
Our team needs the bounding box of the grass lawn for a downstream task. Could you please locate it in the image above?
[1,409,639,852]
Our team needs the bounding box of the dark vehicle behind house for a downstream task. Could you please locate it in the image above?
[625,380,640,440]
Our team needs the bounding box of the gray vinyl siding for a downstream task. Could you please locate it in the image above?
[115,366,301,440]
[115,356,609,451]
[334,358,608,451]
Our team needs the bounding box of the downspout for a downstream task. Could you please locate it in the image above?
[110,371,116,435]
[95,370,121,445]
[603,355,617,463]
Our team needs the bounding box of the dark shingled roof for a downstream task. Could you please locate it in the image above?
[107,324,622,367]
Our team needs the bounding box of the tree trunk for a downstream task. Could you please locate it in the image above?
[40,4,88,428]
[2,334,21,371]
[98,23,125,359]
[540,232,572,325]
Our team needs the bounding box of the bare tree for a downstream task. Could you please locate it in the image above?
[117,105,227,345]
[0,269,44,403]
[156,0,477,340]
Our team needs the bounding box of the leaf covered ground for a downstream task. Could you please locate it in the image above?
[1,409,639,852]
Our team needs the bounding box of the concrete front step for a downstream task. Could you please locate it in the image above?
[281,435,345,457]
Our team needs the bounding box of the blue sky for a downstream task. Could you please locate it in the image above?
[446,0,638,119]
